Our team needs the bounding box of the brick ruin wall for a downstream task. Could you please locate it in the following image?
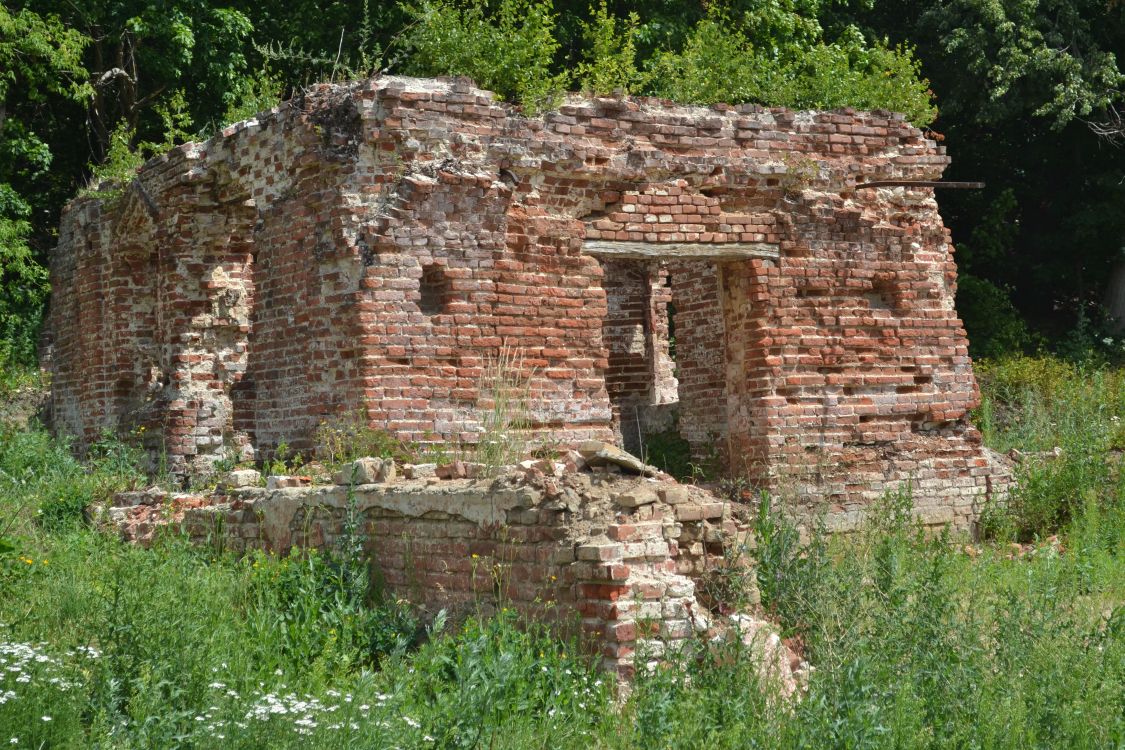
[103,467,756,679]
[47,75,1010,532]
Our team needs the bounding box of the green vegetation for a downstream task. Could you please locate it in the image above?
[2,0,1125,738]
[1,356,1123,747]
[401,0,570,114]
[0,0,985,371]
[975,356,1125,543]
[647,8,935,124]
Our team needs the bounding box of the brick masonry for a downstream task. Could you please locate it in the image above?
[103,469,750,679]
[48,75,1009,530]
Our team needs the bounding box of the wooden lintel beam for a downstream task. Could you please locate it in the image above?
[854,180,985,189]
[582,240,780,261]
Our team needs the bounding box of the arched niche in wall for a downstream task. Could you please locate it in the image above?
[106,188,165,433]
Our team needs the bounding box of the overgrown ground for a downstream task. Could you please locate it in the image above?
[1,358,1123,749]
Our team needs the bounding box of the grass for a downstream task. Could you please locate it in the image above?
[0,356,1123,748]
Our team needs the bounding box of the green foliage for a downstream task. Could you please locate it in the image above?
[86,90,196,196]
[647,13,773,106]
[82,122,145,197]
[627,494,1125,748]
[647,7,936,125]
[915,0,1124,129]
[222,66,285,124]
[575,2,646,95]
[400,0,569,113]
[0,216,48,368]
[248,497,421,673]
[862,0,1125,352]
[254,0,385,86]
[752,492,828,632]
[975,356,1125,540]
[956,273,1035,358]
[0,5,90,368]
[0,425,143,533]
[641,427,696,481]
[405,610,607,747]
[1,404,1125,747]
[44,0,255,150]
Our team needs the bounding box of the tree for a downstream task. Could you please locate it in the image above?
[647,6,935,124]
[21,0,255,159]
[0,6,90,365]
[851,0,1125,355]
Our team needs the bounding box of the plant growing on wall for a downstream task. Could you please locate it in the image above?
[474,345,535,475]
[574,1,647,96]
[399,0,569,114]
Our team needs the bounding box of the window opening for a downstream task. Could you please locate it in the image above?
[419,264,448,315]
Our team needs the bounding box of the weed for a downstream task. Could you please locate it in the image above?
[314,410,415,470]
[472,345,535,476]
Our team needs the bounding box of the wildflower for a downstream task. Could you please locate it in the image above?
[40,717,51,723]
[402,716,420,729]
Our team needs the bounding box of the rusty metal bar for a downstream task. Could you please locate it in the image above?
[854,180,985,189]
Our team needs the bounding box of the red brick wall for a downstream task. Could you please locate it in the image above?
[48,76,1007,525]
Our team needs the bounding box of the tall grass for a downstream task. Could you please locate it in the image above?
[975,356,1125,542]
[0,357,1123,747]
[473,345,535,476]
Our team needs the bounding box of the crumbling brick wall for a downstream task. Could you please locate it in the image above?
[105,469,737,679]
[48,75,1007,527]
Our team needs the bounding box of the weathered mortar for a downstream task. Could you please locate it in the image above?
[48,74,1010,529]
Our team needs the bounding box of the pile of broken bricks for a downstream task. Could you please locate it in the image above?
[246,439,673,489]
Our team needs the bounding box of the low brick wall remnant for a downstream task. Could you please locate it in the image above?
[104,460,763,679]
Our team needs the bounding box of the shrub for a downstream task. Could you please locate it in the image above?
[975,356,1123,539]
[0,425,143,532]
[250,493,421,672]
[404,609,608,747]
[314,410,416,469]
[84,91,195,198]
[0,216,48,369]
[957,274,1035,359]
[640,427,695,481]
[752,493,828,634]
[574,1,646,96]
[647,13,773,107]
[646,10,936,125]
[400,0,568,114]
